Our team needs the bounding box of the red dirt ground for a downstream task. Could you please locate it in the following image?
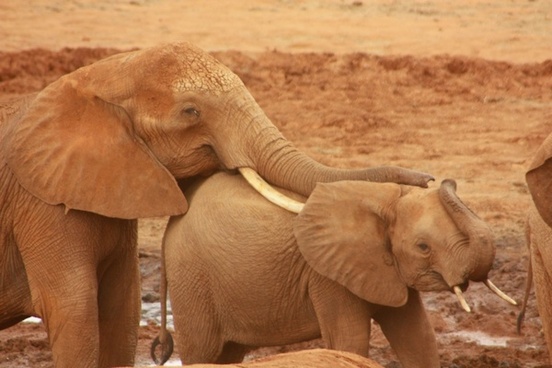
[0,1,551,367]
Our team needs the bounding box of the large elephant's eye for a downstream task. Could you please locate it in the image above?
[417,243,430,253]
[182,107,200,118]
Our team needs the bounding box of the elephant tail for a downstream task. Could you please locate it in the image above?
[150,251,174,365]
[517,217,533,335]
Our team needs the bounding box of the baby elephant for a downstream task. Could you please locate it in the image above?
[154,172,515,367]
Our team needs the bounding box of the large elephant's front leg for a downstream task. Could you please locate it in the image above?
[97,219,140,367]
[17,209,102,368]
[374,289,439,368]
[16,205,138,368]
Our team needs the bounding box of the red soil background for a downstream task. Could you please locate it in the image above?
[0,1,551,367]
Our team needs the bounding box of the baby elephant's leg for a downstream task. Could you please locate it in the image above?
[374,289,439,368]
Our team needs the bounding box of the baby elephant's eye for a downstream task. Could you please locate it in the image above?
[182,107,200,118]
[417,243,430,252]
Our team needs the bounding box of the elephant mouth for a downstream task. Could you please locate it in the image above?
[451,279,517,313]
[453,280,469,293]
[412,270,451,292]
[415,273,517,314]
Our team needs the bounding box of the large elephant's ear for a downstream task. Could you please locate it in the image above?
[527,133,552,227]
[293,181,408,307]
[1,71,187,219]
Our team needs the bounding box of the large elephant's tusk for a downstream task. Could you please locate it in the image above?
[238,167,305,214]
[484,279,518,305]
[453,286,471,313]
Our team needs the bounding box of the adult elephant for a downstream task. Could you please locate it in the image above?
[153,172,516,367]
[0,42,433,368]
[525,132,552,362]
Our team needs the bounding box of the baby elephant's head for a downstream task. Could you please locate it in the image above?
[293,179,516,312]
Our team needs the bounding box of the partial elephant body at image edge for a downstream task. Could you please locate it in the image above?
[524,130,552,363]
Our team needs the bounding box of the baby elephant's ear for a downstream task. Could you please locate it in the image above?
[527,133,552,228]
[1,76,187,219]
[293,181,408,307]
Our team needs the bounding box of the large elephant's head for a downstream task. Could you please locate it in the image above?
[293,180,516,311]
[0,42,432,219]
[526,132,552,228]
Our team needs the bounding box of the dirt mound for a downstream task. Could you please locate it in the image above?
[0,47,121,96]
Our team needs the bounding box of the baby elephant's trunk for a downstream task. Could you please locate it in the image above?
[439,179,495,282]
[438,179,516,312]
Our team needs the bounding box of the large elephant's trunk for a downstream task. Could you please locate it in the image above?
[219,88,433,197]
[438,179,516,311]
[246,115,433,197]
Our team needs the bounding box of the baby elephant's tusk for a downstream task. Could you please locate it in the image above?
[453,286,471,313]
[238,168,305,214]
[484,279,518,305]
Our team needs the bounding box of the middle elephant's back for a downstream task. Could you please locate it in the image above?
[165,171,305,284]
[164,171,320,345]
[169,171,302,244]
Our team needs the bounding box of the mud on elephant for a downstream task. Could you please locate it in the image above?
[153,172,516,367]
[0,42,434,368]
